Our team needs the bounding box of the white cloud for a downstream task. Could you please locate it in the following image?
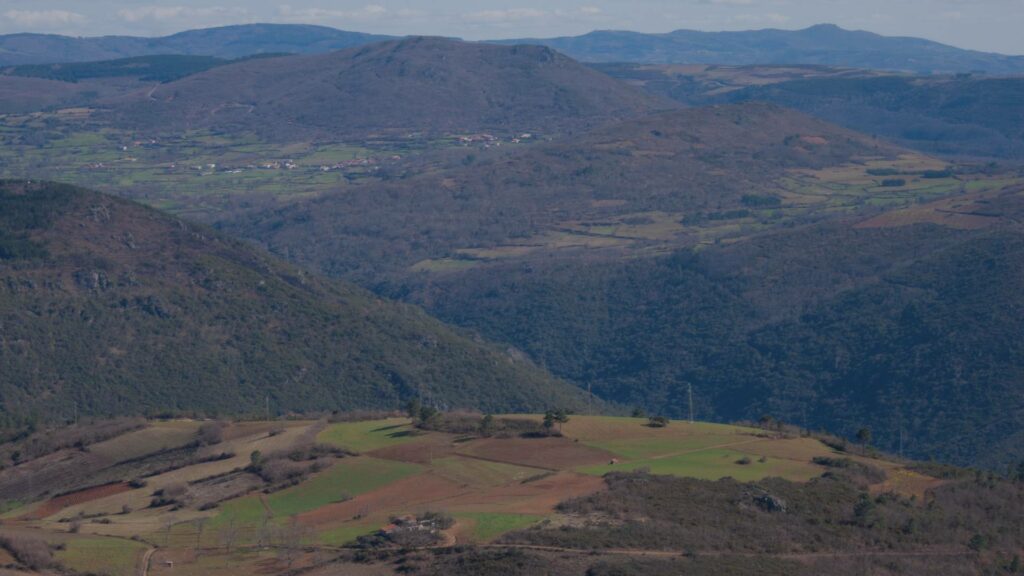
[733,12,792,24]
[3,9,86,28]
[117,6,248,24]
[462,8,548,23]
[277,4,390,22]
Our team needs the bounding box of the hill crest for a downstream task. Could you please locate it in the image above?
[105,36,668,139]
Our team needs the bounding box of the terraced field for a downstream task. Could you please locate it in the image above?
[0,416,943,575]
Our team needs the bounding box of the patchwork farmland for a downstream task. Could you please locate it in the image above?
[0,414,940,575]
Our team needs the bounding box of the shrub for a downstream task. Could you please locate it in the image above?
[197,421,225,446]
[647,416,670,428]
[0,536,55,570]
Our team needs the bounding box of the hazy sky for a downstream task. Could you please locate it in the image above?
[2,0,1022,55]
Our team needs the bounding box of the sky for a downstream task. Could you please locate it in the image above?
[1,0,1023,55]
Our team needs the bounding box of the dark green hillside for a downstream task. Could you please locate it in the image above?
[0,181,588,420]
[107,37,667,140]
[718,76,1024,159]
[600,64,1024,159]
[398,205,1024,468]
[2,55,233,83]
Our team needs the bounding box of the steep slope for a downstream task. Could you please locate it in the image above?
[397,190,1024,469]
[226,102,896,280]
[0,180,589,419]
[106,37,667,140]
[499,24,1024,74]
[0,24,393,65]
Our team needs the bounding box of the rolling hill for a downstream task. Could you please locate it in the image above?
[600,64,1024,160]
[0,180,590,420]
[219,101,1024,468]
[104,37,668,140]
[500,24,1024,74]
[0,24,393,66]
[225,102,897,280]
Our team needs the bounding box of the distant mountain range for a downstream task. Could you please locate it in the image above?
[2,23,1023,74]
[0,24,391,66]
[499,24,1024,74]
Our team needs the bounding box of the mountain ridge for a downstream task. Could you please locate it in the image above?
[497,23,1024,74]
[2,23,1022,74]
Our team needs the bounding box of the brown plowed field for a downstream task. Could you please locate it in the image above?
[19,482,132,521]
[368,436,457,464]
[445,471,607,515]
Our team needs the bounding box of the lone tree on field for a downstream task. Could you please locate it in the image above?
[856,427,872,453]
[544,409,570,434]
[543,410,556,434]
[554,409,570,432]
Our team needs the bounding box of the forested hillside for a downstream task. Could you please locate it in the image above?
[105,37,668,140]
[219,98,1024,467]
[229,102,894,281]
[600,65,1024,160]
[396,198,1024,469]
[0,181,589,421]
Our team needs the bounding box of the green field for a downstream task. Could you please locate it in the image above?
[316,419,421,453]
[55,536,149,576]
[585,435,745,460]
[214,456,422,527]
[455,512,543,542]
[318,522,380,546]
[577,448,821,482]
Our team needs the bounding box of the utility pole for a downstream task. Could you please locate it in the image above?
[265,395,270,422]
[688,383,694,424]
[587,382,592,416]
[899,427,905,459]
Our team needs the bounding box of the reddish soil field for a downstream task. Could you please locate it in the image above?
[455,437,614,470]
[445,471,607,515]
[296,473,469,527]
[19,482,131,521]
[368,436,457,464]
